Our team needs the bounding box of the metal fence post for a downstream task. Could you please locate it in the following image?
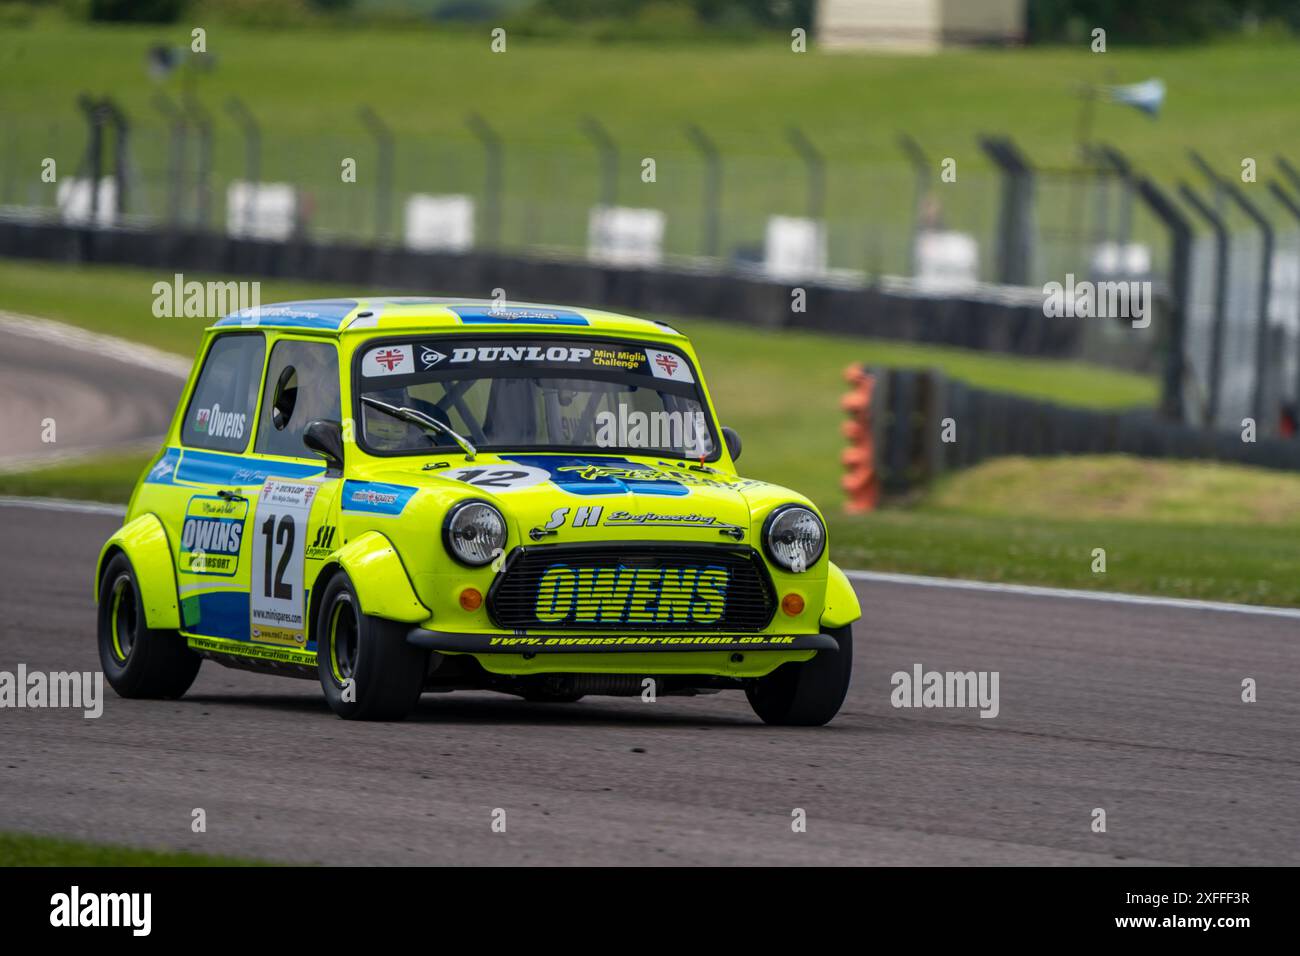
[358,105,394,244]
[153,91,187,228]
[1178,183,1230,425]
[786,126,824,224]
[898,133,930,277]
[182,89,213,229]
[465,112,503,250]
[1191,151,1275,428]
[685,123,721,260]
[1267,180,1300,410]
[580,116,618,209]
[225,97,261,234]
[979,135,1035,286]
[75,95,104,227]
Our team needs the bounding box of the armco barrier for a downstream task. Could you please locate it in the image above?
[845,365,1300,498]
[0,219,1100,361]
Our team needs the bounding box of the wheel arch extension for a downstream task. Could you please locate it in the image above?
[308,531,429,642]
[819,561,862,629]
[95,513,182,631]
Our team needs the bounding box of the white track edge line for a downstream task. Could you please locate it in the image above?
[0,495,126,516]
[845,569,1300,620]
[1,497,1294,620]
[0,310,190,378]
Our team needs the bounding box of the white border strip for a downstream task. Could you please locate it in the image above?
[845,569,1300,621]
[0,495,125,517]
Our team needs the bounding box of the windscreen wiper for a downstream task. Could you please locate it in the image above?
[360,395,477,460]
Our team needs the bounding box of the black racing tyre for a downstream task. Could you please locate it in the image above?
[97,552,202,700]
[745,624,853,726]
[316,571,429,721]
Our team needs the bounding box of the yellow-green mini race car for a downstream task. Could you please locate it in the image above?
[96,298,861,724]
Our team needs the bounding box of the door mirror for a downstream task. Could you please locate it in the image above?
[303,419,344,472]
[722,426,742,462]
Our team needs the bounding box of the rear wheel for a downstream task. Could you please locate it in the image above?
[97,553,201,699]
[316,572,428,721]
[745,625,853,726]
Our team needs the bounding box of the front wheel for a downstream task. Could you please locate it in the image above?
[97,553,201,699]
[745,625,853,726]
[316,572,429,721]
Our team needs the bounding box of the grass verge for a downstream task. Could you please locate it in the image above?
[0,831,262,866]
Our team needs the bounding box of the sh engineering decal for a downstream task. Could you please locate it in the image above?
[533,564,728,625]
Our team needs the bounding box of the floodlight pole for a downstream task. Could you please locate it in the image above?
[152,91,188,228]
[225,96,262,233]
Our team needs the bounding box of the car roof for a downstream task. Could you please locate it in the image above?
[211,297,686,340]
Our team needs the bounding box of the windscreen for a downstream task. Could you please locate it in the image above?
[354,336,718,459]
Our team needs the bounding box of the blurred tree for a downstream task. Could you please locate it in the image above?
[1028,0,1297,43]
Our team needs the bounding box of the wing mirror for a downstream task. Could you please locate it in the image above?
[721,426,742,462]
[303,419,345,472]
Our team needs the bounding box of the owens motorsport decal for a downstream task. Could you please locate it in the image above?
[179,496,248,576]
[341,480,419,515]
[533,564,729,625]
[449,305,589,326]
[249,479,319,648]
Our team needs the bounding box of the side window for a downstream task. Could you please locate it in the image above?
[180,333,265,453]
[255,340,341,459]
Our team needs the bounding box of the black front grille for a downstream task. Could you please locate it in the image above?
[488,543,776,632]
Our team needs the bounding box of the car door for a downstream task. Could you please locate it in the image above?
[246,337,343,654]
[170,331,268,646]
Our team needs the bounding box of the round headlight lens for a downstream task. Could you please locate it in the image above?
[444,501,507,566]
[764,505,825,573]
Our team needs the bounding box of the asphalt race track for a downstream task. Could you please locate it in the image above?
[1,500,1296,866]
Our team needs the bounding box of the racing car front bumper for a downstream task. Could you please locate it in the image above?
[405,629,839,655]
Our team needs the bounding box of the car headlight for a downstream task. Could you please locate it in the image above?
[443,500,507,566]
[763,505,825,573]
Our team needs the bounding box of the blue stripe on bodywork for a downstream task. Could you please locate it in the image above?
[450,306,588,326]
[182,590,319,651]
[342,480,419,515]
[215,299,357,330]
[146,448,325,487]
